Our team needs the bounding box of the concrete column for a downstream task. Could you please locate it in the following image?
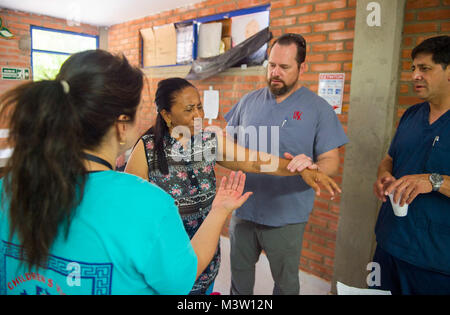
[331,0,406,293]
[99,26,109,50]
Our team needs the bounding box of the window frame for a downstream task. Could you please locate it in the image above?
[30,25,99,80]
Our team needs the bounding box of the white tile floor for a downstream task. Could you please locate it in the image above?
[212,236,331,295]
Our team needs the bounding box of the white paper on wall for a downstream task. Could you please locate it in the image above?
[176,24,194,64]
[198,22,222,58]
[203,87,219,124]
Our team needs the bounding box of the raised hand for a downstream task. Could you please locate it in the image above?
[211,171,253,214]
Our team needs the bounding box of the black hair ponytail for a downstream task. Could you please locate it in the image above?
[0,50,143,270]
[1,79,85,269]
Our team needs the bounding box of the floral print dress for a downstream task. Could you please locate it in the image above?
[142,131,219,295]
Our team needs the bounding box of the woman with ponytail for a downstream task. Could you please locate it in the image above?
[0,50,251,295]
[125,77,341,295]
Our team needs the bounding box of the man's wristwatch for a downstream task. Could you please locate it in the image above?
[429,173,444,192]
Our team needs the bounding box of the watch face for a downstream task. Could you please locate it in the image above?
[431,173,444,184]
[430,173,444,191]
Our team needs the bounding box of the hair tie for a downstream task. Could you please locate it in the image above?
[60,80,70,94]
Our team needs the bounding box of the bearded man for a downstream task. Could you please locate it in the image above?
[225,33,348,295]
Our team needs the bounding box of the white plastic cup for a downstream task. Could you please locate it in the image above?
[388,192,408,217]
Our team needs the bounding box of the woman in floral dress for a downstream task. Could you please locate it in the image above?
[125,78,340,294]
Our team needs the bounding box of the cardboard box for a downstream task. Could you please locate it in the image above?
[140,24,177,66]
[140,27,156,67]
[154,24,177,66]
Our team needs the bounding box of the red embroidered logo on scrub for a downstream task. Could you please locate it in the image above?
[293,111,303,120]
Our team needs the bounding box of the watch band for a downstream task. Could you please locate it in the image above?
[429,173,444,192]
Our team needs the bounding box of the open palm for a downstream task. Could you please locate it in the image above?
[212,171,253,214]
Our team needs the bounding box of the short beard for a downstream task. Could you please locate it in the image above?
[267,78,297,96]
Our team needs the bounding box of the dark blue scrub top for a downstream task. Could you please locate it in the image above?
[375,102,450,275]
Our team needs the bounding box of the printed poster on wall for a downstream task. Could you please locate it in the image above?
[318,73,345,114]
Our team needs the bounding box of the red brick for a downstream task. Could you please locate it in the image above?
[303,231,327,246]
[270,9,284,19]
[308,216,328,228]
[237,0,271,9]
[400,84,410,94]
[399,96,422,106]
[303,34,327,43]
[404,23,439,34]
[309,261,333,279]
[313,209,339,222]
[313,21,345,32]
[216,3,238,14]
[327,52,352,62]
[306,54,325,62]
[443,22,450,32]
[298,13,328,24]
[406,0,440,9]
[311,243,335,258]
[271,0,297,9]
[272,16,297,27]
[345,41,354,50]
[315,0,347,11]
[330,205,340,214]
[404,12,416,22]
[285,5,314,16]
[328,30,354,41]
[302,249,324,262]
[346,19,355,30]
[330,9,356,20]
[285,25,312,34]
[312,42,344,52]
[199,7,216,17]
[417,9,450,20]
[181,12,197,21]
[324,257,335,267]
[328,221,338,232]
[310,63,342,72]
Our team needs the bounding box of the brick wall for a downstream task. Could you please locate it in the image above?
[397,0,450,122]
[0,8,98,96]
[0,8,98,171]
[109,0,356,281]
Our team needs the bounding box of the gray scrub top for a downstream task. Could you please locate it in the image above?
[225,86,348,227]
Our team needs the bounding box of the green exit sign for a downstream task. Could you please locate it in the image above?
[1,67,30,80]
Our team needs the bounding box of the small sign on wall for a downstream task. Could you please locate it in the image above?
[1,67,30,80]
[318,73,345,114]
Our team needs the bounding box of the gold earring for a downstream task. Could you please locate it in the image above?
[167,121,172,128]
[119,140,126,146]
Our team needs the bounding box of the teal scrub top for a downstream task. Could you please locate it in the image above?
[0,171,197,295]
